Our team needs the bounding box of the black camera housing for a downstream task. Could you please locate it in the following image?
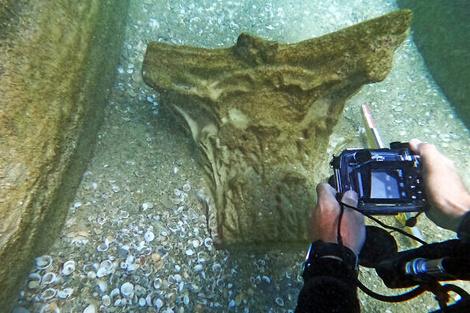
[330,142,426,214]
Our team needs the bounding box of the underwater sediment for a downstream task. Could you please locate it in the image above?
[142,10,412,249]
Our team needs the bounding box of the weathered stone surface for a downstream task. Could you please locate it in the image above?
[398,0,470,128]
[143,10,411,249]
[0,1,129,311]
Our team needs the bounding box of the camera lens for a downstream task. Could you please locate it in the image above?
[353,150,372,163]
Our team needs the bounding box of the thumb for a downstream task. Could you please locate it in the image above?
[341,190,359,209]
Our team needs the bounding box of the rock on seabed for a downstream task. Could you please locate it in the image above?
[143,10,412,249]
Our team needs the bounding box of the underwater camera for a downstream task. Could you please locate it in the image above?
[330,142,426,215]
[328,142,470,311]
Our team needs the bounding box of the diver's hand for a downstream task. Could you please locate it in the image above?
[308,183,365,255]
[410,139,470,231]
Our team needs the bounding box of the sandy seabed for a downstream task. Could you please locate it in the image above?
[15,1,470,312]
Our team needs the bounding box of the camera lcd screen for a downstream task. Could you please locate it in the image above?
[370,171,401,199]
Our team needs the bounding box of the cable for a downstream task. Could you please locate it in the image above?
[339,201,428,245]
[356,278,425,302]
[336,201,429,303]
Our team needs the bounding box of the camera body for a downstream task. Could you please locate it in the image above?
[331,142,426,214]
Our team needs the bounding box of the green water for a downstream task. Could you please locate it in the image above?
[14,1,470,312]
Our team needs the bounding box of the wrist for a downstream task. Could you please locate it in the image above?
[433,193,470,231]
[303,240,358,282]
[448,201,470,232]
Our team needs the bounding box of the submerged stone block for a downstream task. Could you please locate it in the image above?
[0,1,129,311]
[143,10,411,249]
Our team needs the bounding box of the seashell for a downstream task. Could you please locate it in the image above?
[27,273,42,289]
[142,247,153,256]
[182,183,191,192]
[114,299,121,307]
[144,230,155,242]
[137,240,146,251]
[154,298,164,309]
[140,264,153,277]
[40,288,56,300]
[146,294,153,306]
[167,222,180,233]
[83,304,97,313]
[153,278,162,289]
[194,264,203,272]
[119,210,129,219]
[38,303,60,313]
[96,242,109,252]
[97,214,107,225]
[174,189,182,196]
[160,231,168,237]
[87,271,97,279]
[138,297,146,307]
[204,238,213,250]
[97,280,108,293]
[82,263,96,275]
[216,278,225,288]
[127,263,139,272]
[119,245,130,257]
[211,263,222,274]
[102,295,111,306]
[162,242,172,251]
[120,262,128,270]
[125,254,134,265]
[192,239,200,249]
[70,235,89,246]
[262,276,271,284]
[100,260,113,272]
[96,267,107,278]
[185,249,194,256]
[173,274,182,283]
[120,282,134,298]
[105,236,114,245]
[35,255,52,270]
[62,260,75,276]
[275,297,285,307]
[134,284,146,296]
[151,252,162,262]
[183,294,190,306]
[141,202,153,211]
[42,272,57,285]
[57,288,73,299]
[110,288,120,299]
[197,251,209,263]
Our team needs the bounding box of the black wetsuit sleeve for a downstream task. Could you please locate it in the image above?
[295,257,360,313]
[457,211,470,242]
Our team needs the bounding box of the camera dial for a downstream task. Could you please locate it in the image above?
[353,150,372,163]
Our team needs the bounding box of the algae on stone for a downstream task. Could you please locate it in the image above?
[143,10,412,249]
[0,1,129,311]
